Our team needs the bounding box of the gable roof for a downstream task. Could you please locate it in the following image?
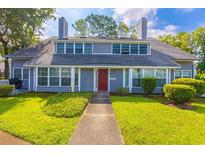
[5,36,198,68]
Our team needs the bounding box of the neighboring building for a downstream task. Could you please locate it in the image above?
[5,17,198,93]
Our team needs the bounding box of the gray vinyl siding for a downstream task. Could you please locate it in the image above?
[11,58,31,90]
[37,87,71,92]
[80,68,94,91]
[109,69,123,92]
[93,43,112,54]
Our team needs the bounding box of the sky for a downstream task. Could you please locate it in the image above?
[43,8,205,38]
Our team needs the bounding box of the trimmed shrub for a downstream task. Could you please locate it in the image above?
[141,77,157,96]
[195,73,205,82]
[172,78,205,96]
[0,85,14,97]
[163,84,196,104]
[116,87,129,96]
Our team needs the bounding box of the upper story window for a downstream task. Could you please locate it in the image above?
[75,43,83,54]
[112,44,121,54]
[66,43,74,54]
[130,44,139,54]
[84,43,92,54]
[56,43,64,54]
[121,44,129,55]
[139,44,148,54]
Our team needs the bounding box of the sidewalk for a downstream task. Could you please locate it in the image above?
[0,131,31,145]
[68,92,124,145]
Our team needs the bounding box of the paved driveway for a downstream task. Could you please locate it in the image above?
[68,92,124,145]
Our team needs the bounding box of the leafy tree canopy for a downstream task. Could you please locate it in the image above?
[0,8,55,78]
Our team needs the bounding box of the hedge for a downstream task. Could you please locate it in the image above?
[163,84,196,104]
[0,85,14,97]
[172,78,205,96]
[141,77,156,96]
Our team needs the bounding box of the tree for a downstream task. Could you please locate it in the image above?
[117,22,129,37]
[159,32,192,53]
[72,14,118,37]
[192,27,205,71]
[0,8,55,79]
[129,25,138,38]
[72,19,89,37]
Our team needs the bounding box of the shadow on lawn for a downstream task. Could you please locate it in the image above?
[0,92,55,115]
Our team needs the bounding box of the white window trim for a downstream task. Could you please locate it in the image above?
[13,67,29,80]
[132,68,167,88]
[49,67,60,87]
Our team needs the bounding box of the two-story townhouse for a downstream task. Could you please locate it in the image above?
[5,17,199,93]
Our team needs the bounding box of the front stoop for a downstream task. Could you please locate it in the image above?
[68,92,124,145]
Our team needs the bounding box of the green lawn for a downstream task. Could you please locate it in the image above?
[0,92,91,144]
[111,95,205,145]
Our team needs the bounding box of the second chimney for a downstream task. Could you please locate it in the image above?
[58,17,68,38]
[136,17,147,40]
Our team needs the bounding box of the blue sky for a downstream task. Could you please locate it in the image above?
[43,8,205,38]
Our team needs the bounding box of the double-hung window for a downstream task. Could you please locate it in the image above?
[183,70,192,78]
[175,70,192,79]
[66,43,74,54]
[49,68,59,86]
[13,68,22,79]
[130,44,139,54]
[23,69,29,80]
[61,68,71,86]
[132,69,143,87]
[144,69,154,77]
[112,44,121,54]
[84,43,92,54]
[156,69,166,87]
[56,43,64,54]
[75,43,83,54]
[139,44,148,54]
[38,67,48,86]
[121,44,129,54]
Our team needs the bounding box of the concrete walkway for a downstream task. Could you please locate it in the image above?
[68,92,124,145]
[0,131,31,145]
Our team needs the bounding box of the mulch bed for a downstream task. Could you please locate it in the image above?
[167,102,196,110]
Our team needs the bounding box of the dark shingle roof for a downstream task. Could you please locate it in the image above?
[24,48,180,67]
[6,36,198,67]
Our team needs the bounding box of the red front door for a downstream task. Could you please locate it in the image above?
[98,69,108,91]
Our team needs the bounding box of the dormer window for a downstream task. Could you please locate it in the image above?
[130,44,139,54]
[139,44,148,54]
[121,44,129,54]
[84,43,92,54]
[66,43,74,54]
[75,43,83,54]
[112,44,121,54]
[56,43,64,54]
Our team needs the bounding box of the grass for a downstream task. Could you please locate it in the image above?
[111,95,205,145]
[0,92,91,144]
[43,92,91,118]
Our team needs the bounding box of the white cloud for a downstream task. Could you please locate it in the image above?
[113,8,158,25]
[148,25,178,38]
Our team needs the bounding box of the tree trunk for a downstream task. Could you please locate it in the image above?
[4,57,9,79]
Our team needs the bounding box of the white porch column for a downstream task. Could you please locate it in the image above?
[71,68,75,92]
[35,67,38,92]
[108,68,110,92]
[166,68,169,84]
[93,68,97,92]
[129,68,132,93]
[78,68,81,91]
